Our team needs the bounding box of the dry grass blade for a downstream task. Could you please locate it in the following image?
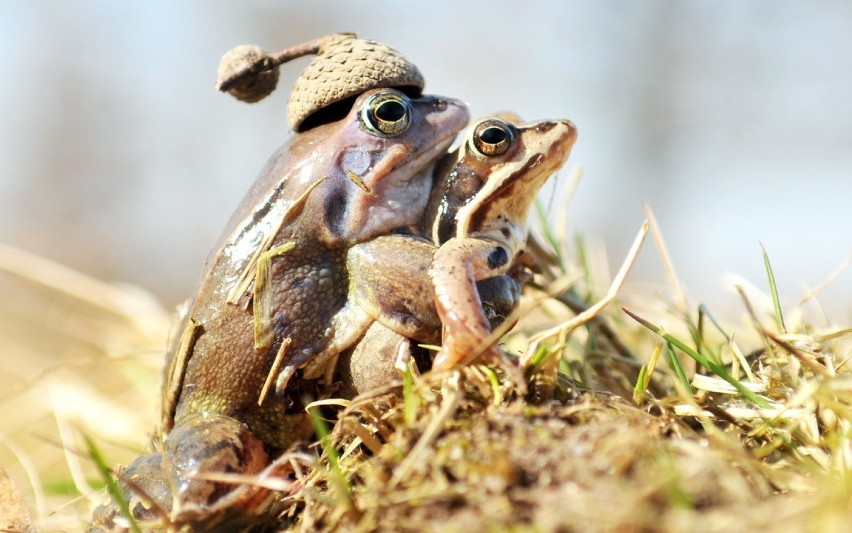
[643,204,687,314]
[522,220,648,365]
[254,243,297,351]
[389,372,464,488]
[760,242,787,334]
[189,472,294,493]
[0,242,169,337]
[258,337,292,406]
[795,253,851,309]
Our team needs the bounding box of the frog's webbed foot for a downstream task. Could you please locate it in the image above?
[294,300,376,386]
[89,450,171,529]
[89,414,282,532]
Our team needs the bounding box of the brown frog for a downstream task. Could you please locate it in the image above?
[337,114,578,393]
[89,88,468,531]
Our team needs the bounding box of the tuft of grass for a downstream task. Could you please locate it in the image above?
[623,307,771,408]
[2,217,851,532]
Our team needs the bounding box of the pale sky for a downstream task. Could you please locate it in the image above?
[1,1,850,323]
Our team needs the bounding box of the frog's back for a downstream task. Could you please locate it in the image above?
[194,126,335,314]
[159,126,336,434]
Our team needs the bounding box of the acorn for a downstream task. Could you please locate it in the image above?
[216,44,280,104]
[287,33,424,131]
[215,33,425,131]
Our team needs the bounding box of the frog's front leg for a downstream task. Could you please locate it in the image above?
[337,235,522,394]
[346,235,443,343]
[347,235,522,344]
[429,236,515,370]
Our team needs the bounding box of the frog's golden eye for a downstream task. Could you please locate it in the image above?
[362,91,411,136]
[470,119,514,157]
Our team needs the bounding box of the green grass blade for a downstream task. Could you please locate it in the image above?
[698,304,731,341]
[695,305,706,356]
[623,308,770,408]
[633,364,649,404]
[666,342,694,396]
[480,365,504,405]
[574,233,593,297]
[401,362,417,426]
[760,243,787,334]
[308,408,352,507]
[633,342,663,404]
[82,432,142,533]
[524,344,552,376]
[534,198,565,271]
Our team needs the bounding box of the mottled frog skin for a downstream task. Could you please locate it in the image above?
[89,88,468,531]
[338,114,577,392]
[163,89,468,447]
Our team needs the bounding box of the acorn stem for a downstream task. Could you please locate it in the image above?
[216,32,356,93]
[267,32,356,66]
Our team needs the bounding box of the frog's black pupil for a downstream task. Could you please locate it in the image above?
[480,126,507,145]
[376,100,406,122]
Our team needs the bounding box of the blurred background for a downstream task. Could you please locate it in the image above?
[1,1,850,322]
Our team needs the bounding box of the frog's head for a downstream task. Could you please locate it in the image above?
[424,114,577,250]
[303,88,469,244]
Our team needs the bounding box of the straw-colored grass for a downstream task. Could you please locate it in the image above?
[0,198,849,531]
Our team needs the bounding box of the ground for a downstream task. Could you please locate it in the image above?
[0,234,849,532]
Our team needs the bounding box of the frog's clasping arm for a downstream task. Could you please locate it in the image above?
[430,237,514,370]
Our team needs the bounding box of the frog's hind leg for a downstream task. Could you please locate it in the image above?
[335,321,415,398]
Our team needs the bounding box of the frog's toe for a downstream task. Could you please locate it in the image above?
[432,342,474,371]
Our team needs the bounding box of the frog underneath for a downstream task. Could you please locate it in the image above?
[90,88,468,531]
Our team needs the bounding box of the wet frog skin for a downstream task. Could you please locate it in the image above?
[339,114,577,392]
[428,115,577,369]
[90,88,468,531]
[164,88,467,446]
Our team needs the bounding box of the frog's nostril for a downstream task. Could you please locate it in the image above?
[535,122,556,133]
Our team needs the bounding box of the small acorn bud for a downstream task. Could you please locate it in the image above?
[216,44,280,103]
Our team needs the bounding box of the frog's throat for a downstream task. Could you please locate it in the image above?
[343,128,461,239]
[370,124,462,193]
